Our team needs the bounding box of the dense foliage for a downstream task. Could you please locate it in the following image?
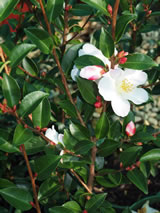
[0,0,160,212]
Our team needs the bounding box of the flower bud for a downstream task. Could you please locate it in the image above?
[30,201,36,208]
[125,121,136,137]
[36,126,41,131]
[83,210,88,213]
[107,4,112,17]
[65,5,72,11]
[94,101,102,108]
[119,57,127,64]
[118,51,128,58]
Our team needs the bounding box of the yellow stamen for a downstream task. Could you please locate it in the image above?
[120,79,134,93]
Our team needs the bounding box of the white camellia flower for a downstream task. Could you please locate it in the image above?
[45,125,64,146]
[98,68,148,117]
[71,43,111,81]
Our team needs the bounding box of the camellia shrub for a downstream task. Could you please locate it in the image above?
[0,0,160,212]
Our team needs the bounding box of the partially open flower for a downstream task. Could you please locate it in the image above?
[98,68,148,117]
[80,65,106,80]
[45,125,64,146]
[125,121,136,137]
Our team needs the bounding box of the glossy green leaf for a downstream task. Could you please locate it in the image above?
[0,0,20,22]
[0,187,32,211]
[13,124,33,146]
[71,4,93,16]
[120,146,142,167]
[24,28,53,54]
[34,154,61,180]
[49,207,74,213]
[115,14,137,42]
[95,112,110,139]
[121,54,158,70]
[63,129,78,150]
[109,120,122,140]
[61,43,83,74]
[22,57,38,76]
[69,122,90,141]
[85,193,107,212]
[131,131,155,143]
[63,201,81,213]
[18,91,49,117]
[32,98,51,128]
[99,28,114,58]
[0,178,15,189]
[98,139,120,157]
[140,149,160,162]
[2,73,21,108]
[0,137,20,153]
[58,100,77,119]
[10,43,36,68]
[24,136,46,155]
[108,173,122,186]
[77,77,96,104]
[38,178,60,200]
[75,55,105,69]
[96,176,118,188]
[127,168,148,194]
[47,0,64,22]
[74,140,94,155]
[81,0,109,16]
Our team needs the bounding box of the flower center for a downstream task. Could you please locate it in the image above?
[120,79,134,93]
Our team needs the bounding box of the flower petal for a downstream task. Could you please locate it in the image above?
[98,73,117,101]
[79,43,111,67]
[80,65,104,80]
[45,128,58,144]
[124,88,148,105]
[109,68,123,80]
[71,65,79,81]
[111,96,130,117]
[124,69,148,86]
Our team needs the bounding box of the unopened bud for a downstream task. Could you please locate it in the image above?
[118,50,128,58]
[107,20,111,25]
[36,126,41,131]
[12,105,17,112]
[119,57,127,64]
[30,201,36,208]
[136,161,140,167]
[24,124,28,129]
[147,10,152,16]
[83,210,88,213]
[0,76,3,80]
[41,72,46,77]
[94,101,102,108]
[41,127,47,132]
[34,173,38,178]
[19,145,23,152]
[65,5,72,11]
[107,4,112,17]
[96,96,101,102]
[137,142,143,146]
[125,121,136,137]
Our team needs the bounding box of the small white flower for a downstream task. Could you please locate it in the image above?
[71,43,111,81]
[45,125,64,146]
[98,68,148,117]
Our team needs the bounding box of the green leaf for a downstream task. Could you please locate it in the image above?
[10,43,36,68]
[24,28,53,54]
[0,0,20,22]
[32,98,51,128]
[115,14,137,42]
[24,136,46,155]
[140,149,160,162]
[127,168,148,194]
[47,0,64,22]
[63,130,78,150]
[71,4,93,16]
[120,54,158,70]
[99,28,114,58]
[95,112,110,139]
[22,57,38,76]
[18,91,49,117]
[58,100,77,119]
[34,154,61,180]
[2,73,21,108]
[131,131,155,143]
[81,0,109,16]
[0,187,32,211]
[77,77,96,104]
[0,178,15,189]
[69,122,90,141]
[75,55,105,69]
[61,43,83,74]
[85,193,107,212]
[74,140,94,155]
[63,201,81,213]
[13,124,33,146]
[0,137,20,153]
[120,146,142,167]
[108,173,122,186]
[109,120,122,140]
[38,178,60,200]
[49,207,74,213]
[96,176,118,188]
[98,139,120,157]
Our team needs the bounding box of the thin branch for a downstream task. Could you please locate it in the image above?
[21,144,41,213]
[18,66,41,80]
[0,47,10,75]
[66,14,93,44]
[70,169,92,194]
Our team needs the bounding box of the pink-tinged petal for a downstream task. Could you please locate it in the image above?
[123,88,148,105]
[80,65,104,80]
[124,69,148,86]
[98,73,117,101]
[111,96,130,117]
[125,121,136,136]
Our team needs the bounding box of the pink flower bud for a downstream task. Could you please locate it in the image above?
[137,142,143,146]
[83,210,88,213]
[96,96,102,102]
[119,57,127,64]
[117,51,128,58]
[80,65,105,80]
[94,101,102,108]
[107,4,112,17]
[125,121,136,137]
[30,201,36,208]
